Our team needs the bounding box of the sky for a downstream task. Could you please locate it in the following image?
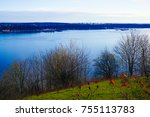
[0,0,150,23]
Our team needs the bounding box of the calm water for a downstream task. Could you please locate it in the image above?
[1,29,150,76]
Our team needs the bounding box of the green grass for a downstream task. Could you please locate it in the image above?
[24,77,150,100]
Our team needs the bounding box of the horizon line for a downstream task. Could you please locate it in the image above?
[1,22,150,24]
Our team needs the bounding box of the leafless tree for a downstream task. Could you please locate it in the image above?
[0,60,30,99]
[94,49,118,79]
[0,55,46,99]
[138,34,150,77]
[43,42,89,90]
[114,31,142,76]
[24,55,45,95]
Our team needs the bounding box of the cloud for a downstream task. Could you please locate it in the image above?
[0,11,150,23]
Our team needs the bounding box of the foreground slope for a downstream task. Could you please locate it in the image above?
[24,77,150,100]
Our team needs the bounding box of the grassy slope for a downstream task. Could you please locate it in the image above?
[24,77,150,100]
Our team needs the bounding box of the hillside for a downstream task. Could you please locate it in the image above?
[24,77,150,100]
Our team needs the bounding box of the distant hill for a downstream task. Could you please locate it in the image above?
[1,23,150,33]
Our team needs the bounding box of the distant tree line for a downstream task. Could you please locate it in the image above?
[0,31,150,99]
[1,23,150,33]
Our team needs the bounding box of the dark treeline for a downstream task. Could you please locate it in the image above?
[1,23,150,33]
[0,31,150,99]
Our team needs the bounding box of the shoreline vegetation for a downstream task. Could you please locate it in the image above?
[1,23,150,33]
[0,31,150,100]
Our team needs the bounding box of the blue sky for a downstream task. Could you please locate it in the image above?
[0,0,150,23]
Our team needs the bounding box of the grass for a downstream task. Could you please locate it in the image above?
[24,77,150,100]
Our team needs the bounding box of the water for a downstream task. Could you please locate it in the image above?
[1,29,150,76]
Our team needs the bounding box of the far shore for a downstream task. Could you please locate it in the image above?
[1,23,150,33]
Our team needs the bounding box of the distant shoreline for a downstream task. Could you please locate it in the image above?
[1,23,150,33]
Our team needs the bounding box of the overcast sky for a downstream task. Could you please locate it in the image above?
[0,0,150,23]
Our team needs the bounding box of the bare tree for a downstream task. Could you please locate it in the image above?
[24,55,45,95]
[94,49,118,79]
[138,34,150,77]
[0,55,46,99]
[0,60,30,99]
[44,43,89,89]
[114,31,141,76]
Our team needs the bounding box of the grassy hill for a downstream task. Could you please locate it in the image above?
[24,77,150,100]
